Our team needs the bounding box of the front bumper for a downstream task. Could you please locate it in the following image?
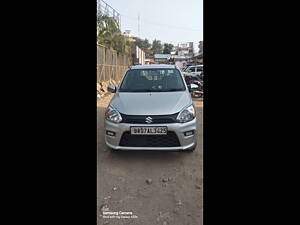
[104,118,197,151]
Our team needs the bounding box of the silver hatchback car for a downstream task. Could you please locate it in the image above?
[104,64,198,151]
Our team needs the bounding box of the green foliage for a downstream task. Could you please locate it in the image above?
[163,43,174,54]
[97,15,131,55]
[134,38,175,57]
[132,37,153,57]
[97,15,175,58]
[151,39,163,55]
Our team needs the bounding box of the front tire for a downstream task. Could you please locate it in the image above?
[185,144,197,152]
[106,146,116,152]
[191,91,203,98]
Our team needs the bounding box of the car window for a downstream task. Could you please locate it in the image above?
[196,66,203,72]
[188,67,196,72]
[119,69,186,92]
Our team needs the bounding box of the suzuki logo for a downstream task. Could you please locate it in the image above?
[145,116,153,124]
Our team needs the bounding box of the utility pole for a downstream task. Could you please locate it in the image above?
[138,13,140,37]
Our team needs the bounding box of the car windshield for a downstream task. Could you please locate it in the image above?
[119,68,186,92]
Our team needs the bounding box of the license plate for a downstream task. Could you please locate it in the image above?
[130,126,168,135]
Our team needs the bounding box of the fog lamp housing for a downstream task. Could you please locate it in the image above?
[106,130,116,136]
[184,130,195,136]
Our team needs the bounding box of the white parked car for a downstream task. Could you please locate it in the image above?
[183,65,203,77]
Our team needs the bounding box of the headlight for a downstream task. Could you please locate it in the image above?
[105,105,122,123]
[176,105,195,123]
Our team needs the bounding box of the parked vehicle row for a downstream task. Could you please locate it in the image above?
[182,64,204,98]
[182,64,203,81]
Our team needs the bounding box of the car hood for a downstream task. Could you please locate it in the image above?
[110,91,192,115]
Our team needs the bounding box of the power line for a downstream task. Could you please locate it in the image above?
[120,13,202,32]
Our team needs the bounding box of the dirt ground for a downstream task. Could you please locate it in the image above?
[97,94,203,225]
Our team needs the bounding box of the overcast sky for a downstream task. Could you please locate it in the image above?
[103,0,203,52]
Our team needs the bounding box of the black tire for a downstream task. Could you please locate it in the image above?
[185,144,197,152]
[107,146,116,152]
[192,91,202,98]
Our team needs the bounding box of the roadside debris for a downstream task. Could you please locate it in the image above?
[103,196,111,200]
[100,204,108,211]
[162,178,168,183]
[146,178,152,184]
[157,212,171,223]
[176,200,183,206]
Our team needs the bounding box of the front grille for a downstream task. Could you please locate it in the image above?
[120,113,179,124]
[119,131,181,147]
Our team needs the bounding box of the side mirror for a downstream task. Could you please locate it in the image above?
[190,83,199,89]
[107,85,117,93]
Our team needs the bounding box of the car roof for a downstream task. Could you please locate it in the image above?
[129,64,177,70]
[188,65,203,67]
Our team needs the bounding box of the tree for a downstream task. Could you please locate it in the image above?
[132,37,152,57]
[141,39,152,57]
[151,39,163,55]
[97,15,119,48]
[142,39,151,50]
[97,15,131,55]
[163,43,174,54]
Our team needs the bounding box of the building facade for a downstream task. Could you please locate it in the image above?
[154,54,171,64]
[176,42,194,56]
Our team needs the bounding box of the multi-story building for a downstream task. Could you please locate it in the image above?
[175,42,194,56]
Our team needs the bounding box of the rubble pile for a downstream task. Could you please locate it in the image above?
[97,79,119,99]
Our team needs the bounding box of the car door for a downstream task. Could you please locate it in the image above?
[187,66,196,76]
[196,66,203,75]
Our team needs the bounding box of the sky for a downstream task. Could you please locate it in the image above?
[103,0,203,52]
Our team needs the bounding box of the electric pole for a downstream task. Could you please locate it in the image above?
[138,13,140,37]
